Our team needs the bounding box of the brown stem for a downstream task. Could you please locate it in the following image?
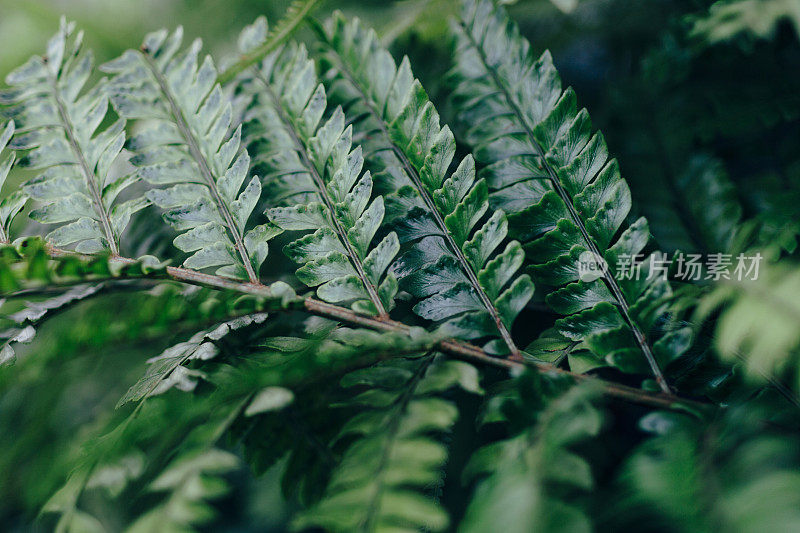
[29,247,706,411]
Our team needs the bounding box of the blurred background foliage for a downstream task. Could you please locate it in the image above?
[2,0,800,530]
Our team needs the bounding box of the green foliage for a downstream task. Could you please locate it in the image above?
[296,354,481,532]
[461,373,602,533]
[449,0,692,388]
[0,121,26,242]
[690,0,800,44]
[610,401,800,532]
[697,262,800,389]
[1,1,799,531]
[1,19,146,255]
[102,28,278,281]
[241,27,399,316]
[319,13,533,356]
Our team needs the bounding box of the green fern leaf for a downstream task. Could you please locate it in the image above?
[461,372,601,533]
[449,0,691,390]
[318,13,533,357]
[240,30,398,317]
[118,312,270,407]
[102,28,279,282]
[294,354,481,532]
[126,448,239,533]
[0,237,167,294]
[0,121,27,243]
[611,404,800,531]
[1,283,103,365]
[0,20,145,254]
[218,0,324,84]
[696,261,800,390]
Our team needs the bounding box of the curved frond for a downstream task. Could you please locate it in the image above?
[218,0,324,83]
[126,448,239,533]
[449,0,691,391]
[318,13,533,358]
[102,28,278,282]
[0,19,144,254]
[240,30,398,317]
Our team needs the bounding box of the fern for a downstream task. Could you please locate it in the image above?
[295,354,481,532]
[696,262,800,389]
[609,403,800,531]
[449,0,692,391]
[0,121,26,242]
[461,373,602,533]
[3,5,797,532]
[102,28,277,282]
[0,19,146,255]
[239,27,399,317]
[689,0,800,44]
[126,448,239,533]
[118,312,269,406]
[318,13,534,358]
[218,0,324,84]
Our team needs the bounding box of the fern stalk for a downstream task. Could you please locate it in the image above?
[217,0,323,84]
[16,245,702,410]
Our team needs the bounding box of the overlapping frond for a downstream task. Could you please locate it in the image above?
[0,19,145,254]
[1,284,103,365]
[102,28,277,282]
[319,13,533,357]
[450,0,691,391]
[461,373,602,533]
[240,26,398,317]
[0,121,26,242]
[295,353,482,532]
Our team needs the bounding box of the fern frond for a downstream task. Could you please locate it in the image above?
[449,0,690,391]
[118,312,269,407]
[126,448,239,533]
[0,121,27,243]
[610,404,800,531]
[461,373,602,532]
[0,237,167,294]
[696,262,800,390]
[240,30,398,318]
[295,353,482,532]
[0,19,144,255]
[101,29,279,282]
[218,0,324,84]
[1,283,103,365]
[689,0,800,44]
[318,13,533,358]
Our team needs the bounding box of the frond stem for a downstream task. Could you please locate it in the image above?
[216,0,323,84]
[36,247,703,410]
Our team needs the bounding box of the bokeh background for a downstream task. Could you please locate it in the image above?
[2,0,799,530]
